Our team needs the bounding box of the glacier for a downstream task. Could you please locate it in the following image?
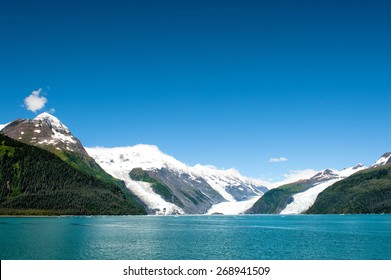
[86,145,267,215]
[280,164,367,214]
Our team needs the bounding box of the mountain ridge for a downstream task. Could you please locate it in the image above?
[2,113,266,215]
[1,113,390,215]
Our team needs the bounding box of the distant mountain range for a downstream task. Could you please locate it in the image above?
[1,113,267,215]
[1,113,390,215]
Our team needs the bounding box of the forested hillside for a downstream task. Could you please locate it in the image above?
[307,166,391,214]
[0,134,146,215]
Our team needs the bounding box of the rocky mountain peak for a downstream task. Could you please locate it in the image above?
[1,113,88,156]
[352,163,365,169]
[309,168,340,184]
[34,112,70,133]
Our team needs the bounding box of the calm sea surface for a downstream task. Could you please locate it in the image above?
[0,215,390,260]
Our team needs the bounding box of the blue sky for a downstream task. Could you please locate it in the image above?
[1,0,390,181]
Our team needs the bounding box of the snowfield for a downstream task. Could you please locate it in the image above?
[86,145,266,215]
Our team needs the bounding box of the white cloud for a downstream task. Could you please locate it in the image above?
[24,88,47,113]
[269,157,288,163]
[268,169,319,189]
[47,108,56,114]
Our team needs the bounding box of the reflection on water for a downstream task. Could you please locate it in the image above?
[0,215,390,260]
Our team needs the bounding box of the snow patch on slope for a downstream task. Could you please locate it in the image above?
[373,153,391,167]
[339,164,366,177]
[51,128,76,144]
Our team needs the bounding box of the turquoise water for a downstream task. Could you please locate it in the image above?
[0,215,390,260]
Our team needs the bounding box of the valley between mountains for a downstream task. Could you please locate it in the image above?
[1,113,390,215]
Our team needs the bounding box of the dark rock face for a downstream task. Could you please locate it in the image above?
[146,168,226,214]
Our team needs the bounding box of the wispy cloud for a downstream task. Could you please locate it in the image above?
[268,157,288,163]
[23,88,47,113]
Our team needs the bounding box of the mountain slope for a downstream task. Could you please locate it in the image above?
[0,134,146,215]
[307,153,391,214]
[306,165,391,214]
[0,123,8,131]
[87,145,267,214]
[247,165,366,214]
[373,152,391,167]
[280,164,367,214]
[1,113,131,195]
[2,113,87,155]
[87,146,222,214]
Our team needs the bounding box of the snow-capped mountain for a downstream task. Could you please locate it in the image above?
[372,152,391,167]
[1,113,132,200]
[87,145,268,215]
[2,113,267,215]
[1,113,87,155]
[2,113,389,215]
[280,164,367,214]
